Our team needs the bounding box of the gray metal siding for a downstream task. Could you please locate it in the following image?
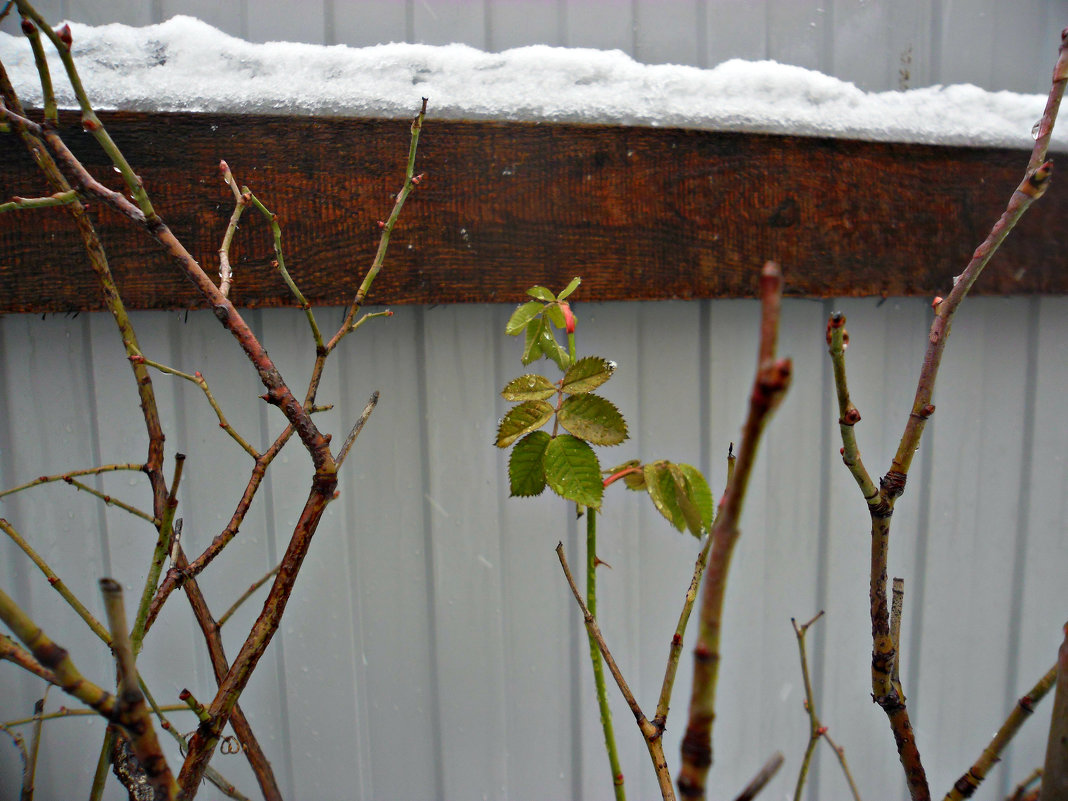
[2,297,1066,800]
[5,0,1067,93]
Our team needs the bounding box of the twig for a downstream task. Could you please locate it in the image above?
[1008,769,1043,801]
[61,477,157,524]
[556,541,676,800]
[242,186,324,350]
[582,512,627,801]
[1038,623,1068,801]
[217,160,247,299]
[0,634,57,684]
[336,391,380,468]
[0,190,78,213]
[100,578,178,800]
[128,352,261,459]
[792,612,863,801]
[0,518,111,643]
[679,262,791,799]
[0,463,145,500]
[131,457,184,655]
[826,31,1068,801]
[0,584,115,717]
[0,722,30,801]
[217,564,281,628]
[25,694,45,801]
[734,752,784,801]
[944,661,1057,801]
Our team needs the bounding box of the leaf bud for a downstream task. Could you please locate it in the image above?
[56,23,72,48]
[21,19,35,35]
[560,301,576,334]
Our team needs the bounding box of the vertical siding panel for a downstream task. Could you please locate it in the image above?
[245,308,370,799]
[632,301,706,800]
[912,298,1031,794]
[421,304,508,799]
[704,0,768,65]
[749,299,826,790]
[328,1,409,47]
[334,306,440,799]
[493,304,576,800]
[155,308,292,799]
[157,0,244,35]
[574,300,643,800]
[563,0,635,53]
[817,297,934,797]
[833,0,933,91]
[243,0,326,44]
[700,299,761,797]
[766,0,829,72]
[633,0,699,65]
[66,0,152,26]
[486,0,567,50]
[84,311,200,793]
[0,315,114,799]
[412,0,488,48]
[1005,296,1068,790]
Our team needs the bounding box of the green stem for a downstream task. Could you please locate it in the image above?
[586,509,626,800]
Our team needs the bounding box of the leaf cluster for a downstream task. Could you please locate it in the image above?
[496,281,714,536]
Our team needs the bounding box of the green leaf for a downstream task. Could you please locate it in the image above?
[544,303,566,330]
[669,464,704,537]
[561,356,616,394]
[557,394,627,446]
[544,435,603,508]
[538,322,570,370]
[557,276,582,301]
[501,374,557,401]
[506,300,544,336]
[509,431,551,497]
[521,318,544,365]
[677,463,714,533]
[644,461,686,531]
[495,400,554,448]
[527,285,556,302]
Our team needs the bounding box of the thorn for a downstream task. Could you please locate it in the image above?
[594,556,613,569]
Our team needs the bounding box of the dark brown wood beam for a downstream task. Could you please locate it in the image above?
[1,110,1064,312]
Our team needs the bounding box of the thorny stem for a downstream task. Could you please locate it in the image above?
[734,753,785,801]
[0,463,145,500]
[243,187,324,349]
[825,30,1068,801]
[62,477,156,523]
[792,612,863,801]
[584,512,627,801]
[100,578,179,800]
[218,159,246,299]
[556,541,676,801]
[1038,623,1068,801]
[944,662,1057,801]
[128,351,261,458]
[131,456,185,655]
[0,189,76,212]
[217,564,282,628]
[679,262,791,799]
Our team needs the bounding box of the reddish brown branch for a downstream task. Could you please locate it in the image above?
[678,262,791,799]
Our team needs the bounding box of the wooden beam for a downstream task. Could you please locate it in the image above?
[1,110,1064,312]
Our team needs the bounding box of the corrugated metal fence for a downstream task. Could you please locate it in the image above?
[1,1,1067,800]
[1,297,1066,800]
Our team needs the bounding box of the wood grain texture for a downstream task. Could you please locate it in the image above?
[1,110,1065,313]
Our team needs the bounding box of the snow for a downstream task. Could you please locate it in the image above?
[1,15,1064,151]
